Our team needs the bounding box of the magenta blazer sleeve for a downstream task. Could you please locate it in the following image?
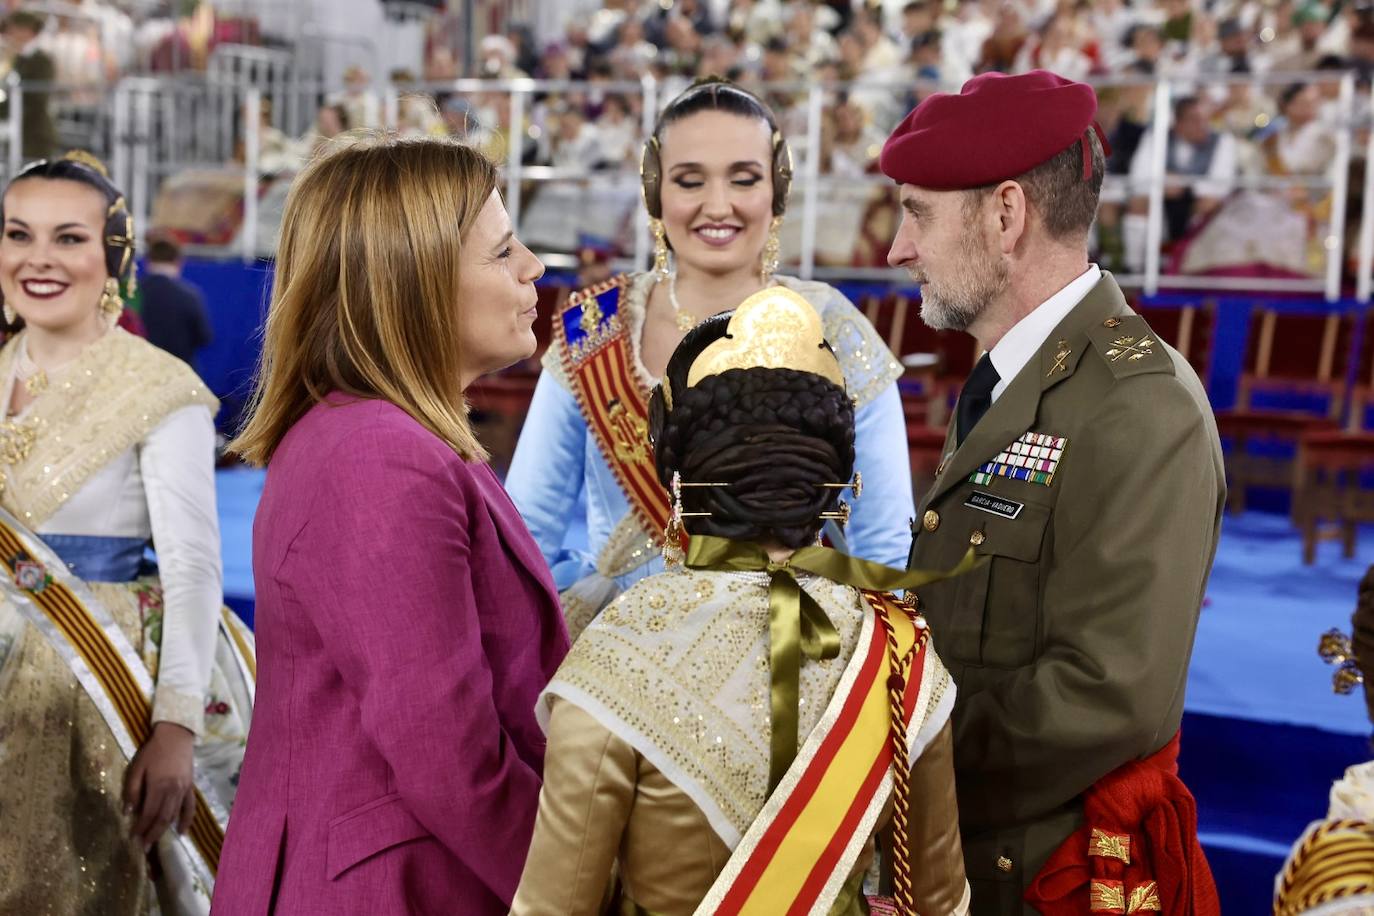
[285,425,542,901]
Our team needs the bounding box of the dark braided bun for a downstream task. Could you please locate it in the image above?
[648,314,855,549]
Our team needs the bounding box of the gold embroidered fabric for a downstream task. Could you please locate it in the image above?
[0,581,252,915]
[542,567,953,848]
[0,329,219,529]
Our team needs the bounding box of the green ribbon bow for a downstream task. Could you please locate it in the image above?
[684,535,980,792]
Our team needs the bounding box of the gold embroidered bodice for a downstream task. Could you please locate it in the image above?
[0,329,218,529]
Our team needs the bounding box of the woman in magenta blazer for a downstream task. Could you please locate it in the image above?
[211,137,569,915]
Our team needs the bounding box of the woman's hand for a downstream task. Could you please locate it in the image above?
[123,721,196,852]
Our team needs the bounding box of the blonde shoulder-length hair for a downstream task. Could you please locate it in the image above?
[230,135,495,466]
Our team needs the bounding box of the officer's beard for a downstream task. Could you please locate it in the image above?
[912,228,1008,333]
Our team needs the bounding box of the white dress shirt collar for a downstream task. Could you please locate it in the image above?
[988,264,1101,402]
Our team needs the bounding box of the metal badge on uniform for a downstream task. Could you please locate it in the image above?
[969,431,1067,487]
[964,490,1023,520]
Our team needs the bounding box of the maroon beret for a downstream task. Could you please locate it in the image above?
[880,70,1103,190]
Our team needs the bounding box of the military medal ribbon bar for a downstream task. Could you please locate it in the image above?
[970,431,1067,487]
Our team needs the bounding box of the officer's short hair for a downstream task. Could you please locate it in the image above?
[963,129,1105,243]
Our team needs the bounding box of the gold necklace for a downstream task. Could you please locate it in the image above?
[667,271,697,331]
[15,339,47,395]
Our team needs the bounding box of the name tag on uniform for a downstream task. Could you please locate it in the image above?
[964,490,1024,519]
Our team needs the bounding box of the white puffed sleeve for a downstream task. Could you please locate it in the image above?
[139,404,222,736]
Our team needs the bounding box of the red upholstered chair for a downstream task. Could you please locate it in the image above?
[1294,311,1374,562]
[1212,308,1351,513]
[1294,431,1374,562]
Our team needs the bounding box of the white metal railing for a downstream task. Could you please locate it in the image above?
[0,70,1365,298]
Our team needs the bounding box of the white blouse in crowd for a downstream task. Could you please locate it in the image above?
[40,404,223,736]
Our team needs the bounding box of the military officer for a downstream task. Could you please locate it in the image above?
[882,71,1225,914]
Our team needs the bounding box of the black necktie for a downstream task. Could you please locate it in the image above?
[955,354,1000,448]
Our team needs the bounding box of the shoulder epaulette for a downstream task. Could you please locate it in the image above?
[1085,313,1175,380]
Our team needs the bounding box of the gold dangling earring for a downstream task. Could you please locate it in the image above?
[100,277,123,324]
[760,215,782,285]
[650,217,671,281]
[2,303,15,325]
[662,470,685,566]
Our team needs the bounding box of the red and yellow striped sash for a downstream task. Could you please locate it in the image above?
[557,277,672,543]
[0,518,224,876]
[699,594,930,916]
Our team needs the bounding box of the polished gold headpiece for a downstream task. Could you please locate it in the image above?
[685,287,846,391]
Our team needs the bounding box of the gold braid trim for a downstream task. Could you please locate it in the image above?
[863,591,928,916]
[0,330,218,528]
[1274,819,1374,916]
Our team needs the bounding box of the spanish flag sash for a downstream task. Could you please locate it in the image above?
[695,591,943,916]
[0,507,229,887]
[555,275,672,544]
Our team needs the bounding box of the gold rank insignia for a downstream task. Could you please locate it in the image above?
[1104,335,1156,363]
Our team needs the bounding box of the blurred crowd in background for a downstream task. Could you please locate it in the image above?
[0,0,1370,283]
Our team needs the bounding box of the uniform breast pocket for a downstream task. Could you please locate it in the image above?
[962,500,1050,670]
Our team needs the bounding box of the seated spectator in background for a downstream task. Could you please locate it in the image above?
[1160,0,1194,45]
[900,1,937,45]
[661,13,704,75]
[939,0,992,82]
[853,7,902,73]
[1200,17,1258,75]
[1096,75,1155,269]
[1123,95,1238,269]
[1015,11,1093,80]
[549,102,602,173]
[785,1,839,70]
[480,34,528,79]
[1216,78,1276,147]
[330,65,380,130]
[0,11,56,160]
[1275,2,1332,72]
[910,29,944,84]
[978,3,1028,73]
[594,93,637,168]
[1089,0,1138,71]
[1266,81,1338,176]
[824,92,884,176]
[697,33,743,79]
[303,102,349,158]
[607,17,656,79]
[141,237,213,372]
[727,0,785,47]
[390,69,445,138]
[236,98,294,174]
[1125,22,1166,75]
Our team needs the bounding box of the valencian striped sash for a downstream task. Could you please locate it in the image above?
[694,591,940,916]
[0,507,226,884]
[557,275,673,543]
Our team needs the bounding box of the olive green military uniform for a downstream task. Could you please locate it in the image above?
[908,273,1225,915]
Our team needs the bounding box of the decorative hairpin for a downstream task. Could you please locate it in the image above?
[819,500,851,527]
[818,472,862,501]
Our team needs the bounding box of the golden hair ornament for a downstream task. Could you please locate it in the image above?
[62,149,111,177]
[685,287,846,391]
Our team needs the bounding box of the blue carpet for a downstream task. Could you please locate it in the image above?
[215,466,1371,907]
